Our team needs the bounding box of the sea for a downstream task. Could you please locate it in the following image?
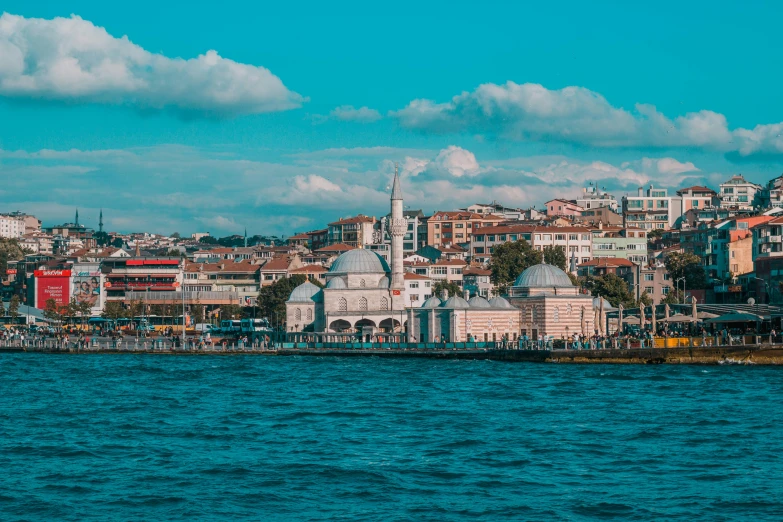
[1,354,782,521]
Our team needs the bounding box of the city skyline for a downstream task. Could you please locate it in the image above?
[2,2,783,235]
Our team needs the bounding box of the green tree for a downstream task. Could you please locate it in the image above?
[543,245,567,271]
[8,295,20,324]
[93,231,110,247]
[489,240,543,295]
[638,291,653,307]
[102,301,127,322]
[256,274,314,325]
[433,280,464,298]
[43,298,64,328]
[199,236,218,245]
[171,232,181,239]
[0,238,27,275]
[191,303,205,324]
[664,252,709,290]
[662,289,682,305]
[591,273,636,308]
[165,248,185,258]
[111,237,124,248]
[220,304,245,320]
[647,229,664,240]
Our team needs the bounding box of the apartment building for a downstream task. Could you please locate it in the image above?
[327,215,376,247]
[545,199,583,218]
[470,225,594,268]
[426,211,504,248]
[576,185,619,212]
[463,267,493,299]
[103,257,184,303]
[0,215,24,239]
[378,209,424,255]
[677,186,717,212]
[622,185,683,231]
[580,206,623,226]
[591,227,648,265]
[719,175,762,210]
[404,272,433,308]
[761,175,783,209]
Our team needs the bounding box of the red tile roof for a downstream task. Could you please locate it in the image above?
[404,272,430,280]
[328,215,375,226]
[578,258,635,268]
[315,244,355,253]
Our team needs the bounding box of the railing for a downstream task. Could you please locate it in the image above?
[124,291,240,302]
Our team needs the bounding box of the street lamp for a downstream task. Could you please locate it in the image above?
[676,277,685,304]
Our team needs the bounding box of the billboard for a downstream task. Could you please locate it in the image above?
[71,271,103,314]
[34,270,72,309]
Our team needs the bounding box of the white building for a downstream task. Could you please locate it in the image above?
[622,185,683,230]
[470,225,595,268]
[719,175,762,210]
[576,184,619,213]
[0,215,24,239]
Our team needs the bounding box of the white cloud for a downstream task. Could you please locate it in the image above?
[391,80,783,156]
[432,146,481,177]
[292,174,343,193]
[329,105,382,122]
[0,13,303,117]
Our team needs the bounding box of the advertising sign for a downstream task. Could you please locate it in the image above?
[71,272,103,314]
[34,270,72,308]
[6,269,16,275]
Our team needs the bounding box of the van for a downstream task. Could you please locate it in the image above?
[195,323,217,333]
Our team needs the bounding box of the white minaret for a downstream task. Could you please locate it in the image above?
[389,163,405,291]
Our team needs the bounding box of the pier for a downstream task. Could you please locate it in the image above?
[2,337,783,364]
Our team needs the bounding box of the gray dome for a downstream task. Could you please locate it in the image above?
[489,296,514,309]
[288,281,322,302]
[421,296,443,308]
[378,276,390,288]
[329,249,390,274]
[441,296,471,309]
[514,263,573,288]
[593,297,615,310]
[467,296,491,308]
[326,277,347,289]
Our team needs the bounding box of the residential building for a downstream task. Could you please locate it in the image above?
[761,175,783,210]
[591,227,648,265]
[463,267,493,298]
[184,260,261,305]
[470,225,594,268]
[576,185,619,212]
[328,215,376,247]
[259,255,303,286]
[404,272,433,308]
[580,206,623,226]
[719,175,762,210]
[378,209,425,255]
[2,212,41,234]
[622,185,683,231]
[306,229,328,251]
[545,199,584,218]
[0,214,25,238]
[103,257,185,303]
[426,211,504,249]
[677,186,718,213]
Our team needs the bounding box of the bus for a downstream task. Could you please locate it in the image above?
[220,320,242,334]
[240,318,273,335]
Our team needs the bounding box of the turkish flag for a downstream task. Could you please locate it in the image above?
[393,290,401,296]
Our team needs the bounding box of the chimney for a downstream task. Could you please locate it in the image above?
[464,289,471,300]
[638,187,643,197]
[441,289,449,300]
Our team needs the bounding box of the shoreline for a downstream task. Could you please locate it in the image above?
[1,344,781,364]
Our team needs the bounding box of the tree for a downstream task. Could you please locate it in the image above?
[664,252,709,290]
[221,304,244,320]
[191,303,205,324]
[165,249,185,258]
[171,232,181,239]
[93,231,111,247]
[662,289,681,305]
[638,291,653,307]
[199,236,218,245]
[591,273,635,308]
[433,280,463,298]
[647,229,664,240]
[8,295,20,324]
[489,240,542,295]
[111,237,124,248]
[102,301,126,322]
[0,238,26,275]
[257,275,313,325]
[543,245,567,271]
[43,298,65,329]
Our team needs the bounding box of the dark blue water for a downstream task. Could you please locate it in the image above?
[1,355,782,521]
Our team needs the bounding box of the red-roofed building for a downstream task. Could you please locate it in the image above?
[328,215,376,247]
[403,272,433,308]
[426,211,504,248]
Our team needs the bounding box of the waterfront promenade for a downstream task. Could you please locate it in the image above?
[2,337,782,364]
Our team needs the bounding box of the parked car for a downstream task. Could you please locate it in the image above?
[195,323,218,333]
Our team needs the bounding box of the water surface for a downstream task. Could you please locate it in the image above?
[1,354,781,520]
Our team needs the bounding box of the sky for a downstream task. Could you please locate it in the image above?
[1,1,783,236]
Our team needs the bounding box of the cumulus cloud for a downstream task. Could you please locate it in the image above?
[329,105,382,123]
[391,81,783,156]
[0,12,303,117]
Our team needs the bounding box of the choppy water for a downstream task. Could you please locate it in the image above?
[1,354,782,521]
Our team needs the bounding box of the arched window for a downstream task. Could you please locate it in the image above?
[532,305,538,322]
[359,279,366,287]
[295,308,301,321]
[338,298,347,312]
[380,297,389,311]
[306,309,312,321]
[553,306,560,323]
[359,297,368,311]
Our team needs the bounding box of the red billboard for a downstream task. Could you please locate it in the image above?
[34,270,72,309]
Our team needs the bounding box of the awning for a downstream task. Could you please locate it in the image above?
[661,313,698,323]
[705,312,764,323]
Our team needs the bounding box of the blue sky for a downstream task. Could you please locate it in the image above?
[1,1,782,235]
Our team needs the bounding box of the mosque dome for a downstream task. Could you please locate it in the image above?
[514,263,574,288]
[441,296,471,309]
[329,249,390,274]
[378,276,390,288]
[421,296,443,308]
[326,277,347,289]
[489,296,514,309]
[593,296,614,310]
[467,296,491,308]
[288,281,323,302]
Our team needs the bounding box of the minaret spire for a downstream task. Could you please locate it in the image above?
[389,162,405,292]
[75,208,79,226]
[244,227,248,248]
[99,209,104,233]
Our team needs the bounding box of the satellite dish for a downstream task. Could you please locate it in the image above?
[747,298,756,305]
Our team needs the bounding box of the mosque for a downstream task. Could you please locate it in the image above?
[285,168,408,337]
[286,167,595,342]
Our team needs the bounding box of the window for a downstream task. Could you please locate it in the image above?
[662,287,670,295]
[474,235,484,242]
[553,306,559,323]
[731,264,739,273]
[569,234,578,240]
[474,247,485,254]
[566,303,572,315]
[432,267,447,275]
[359,297,368,311]
[644,286,654,294]
[543,234,552,241]
[644,274,654,281]
[295,308,301,320]
[359,279,366,287]
[306,309,312,321]
[555,234,565,241]
[499,234,507,241]
[664,273,671,280]
[488,235,495,242]
[425,282,431,287]
[455,223,464,228]
[410,282,419,288]
[338,298,347,311]
[450,268,460,275]
[380,297,389,310]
